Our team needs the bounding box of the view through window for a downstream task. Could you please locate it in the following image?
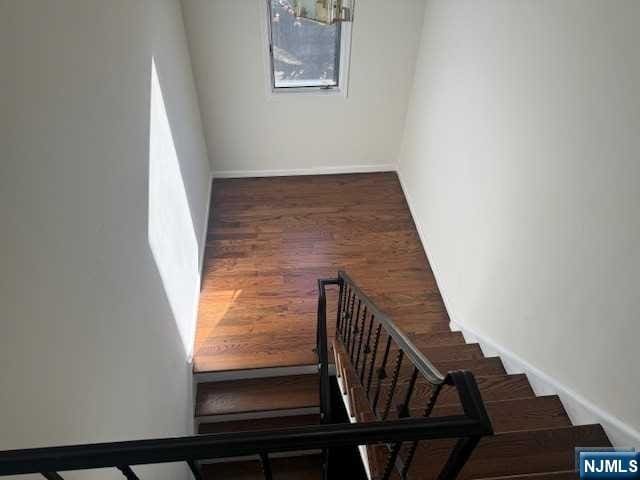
[268,0,341,89]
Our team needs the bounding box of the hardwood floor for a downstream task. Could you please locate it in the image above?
[194,173,611,479]
[195,173,442,373]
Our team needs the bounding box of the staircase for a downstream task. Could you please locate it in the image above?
[0,174,614,478]
[0,271,612,479]
[187,271,611,479]
[333,271,610,479]
[0,272,610,480]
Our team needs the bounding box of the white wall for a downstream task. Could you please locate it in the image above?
[398,0,640,446]
[181,0,425,176]
[0,0,210,477]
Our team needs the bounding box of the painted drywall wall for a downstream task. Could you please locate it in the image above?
[0,1,210,477]
[181,0,425,176]
[398,0,640,444]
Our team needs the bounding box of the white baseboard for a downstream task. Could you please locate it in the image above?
[449,319,640,449]
[211,164,396,179]
[396,168,640,449]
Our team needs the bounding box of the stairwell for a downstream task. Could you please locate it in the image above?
[190,174,611,479]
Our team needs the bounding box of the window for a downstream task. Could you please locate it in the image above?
[265,0,353,94]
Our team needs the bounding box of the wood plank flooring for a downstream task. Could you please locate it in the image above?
[194,173,611,479]
[195,173,441,372]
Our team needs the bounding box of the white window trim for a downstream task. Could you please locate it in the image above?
[259,0,354,98]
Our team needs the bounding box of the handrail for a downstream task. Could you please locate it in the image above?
[0,272,492,480]
[330,270,493,480]
[0,416,487,476]
[338,270,445,385]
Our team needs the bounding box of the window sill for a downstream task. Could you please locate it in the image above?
[268,86,348,98]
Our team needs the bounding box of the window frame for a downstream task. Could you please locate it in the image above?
[261,0,353,97]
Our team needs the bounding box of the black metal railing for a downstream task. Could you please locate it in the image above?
[0,271,492,480]
[328,270,493,480]
[0,416,489,479]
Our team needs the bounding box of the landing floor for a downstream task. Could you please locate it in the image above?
[194,173,448,372]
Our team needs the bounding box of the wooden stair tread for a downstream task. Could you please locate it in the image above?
[410,330,466,344]
[429,395,571,432]
[202,455,321,480]
[391,319,453,335]
[400,424,610,480]
[374,342,485,362]
[424,356,505,377]
[381,357,506,386]
[198,414,319,435]
[352,385,570,435]
[194,334,319,372]
[196,375,319,417]
[374,374,535,409]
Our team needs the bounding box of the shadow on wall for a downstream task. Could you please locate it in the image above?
[148,55,200,358]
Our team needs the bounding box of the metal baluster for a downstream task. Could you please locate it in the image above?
[347,299,361,355]
[436,437,481,480]
[381,367,420,479]
[366,323,383,396]
[398,367,419,419]
[382,442,403,480]
[345,291,356,344]
[187,460,203,480]
[336,277,345,334]
[118,466,140,480]
[42,474,64,480]
[372,335,393,413]
[342,288,351,343]
[339,286,349,340]
[401,382,445,478]
[357,314,375,381]
[340,284,351,339]
[382,350,404,420]
[351,305,367,363]
[260,452,273,480]
[322,446,330,480]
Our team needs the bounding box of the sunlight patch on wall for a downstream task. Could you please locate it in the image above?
[148,56,199,358]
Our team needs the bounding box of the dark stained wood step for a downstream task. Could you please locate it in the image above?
[439,373,534,404]
[378,396,571,433]
[416,356,505,377]
[196,375,318,417]
[428,396,571,432]
[351,387,569,435]
[408,330,466,346]
[371,356,505,383]
[342,319,452,345]
[198,414,319,435]
[373,374,535,412]
[415,343,485,361]
[194,335,318,372]
[387,318,452,335]
[369,342,485,362]
[400,424,610,480]
[352,386,582,480]
[202,455,321,479]
[338,329,459,353]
